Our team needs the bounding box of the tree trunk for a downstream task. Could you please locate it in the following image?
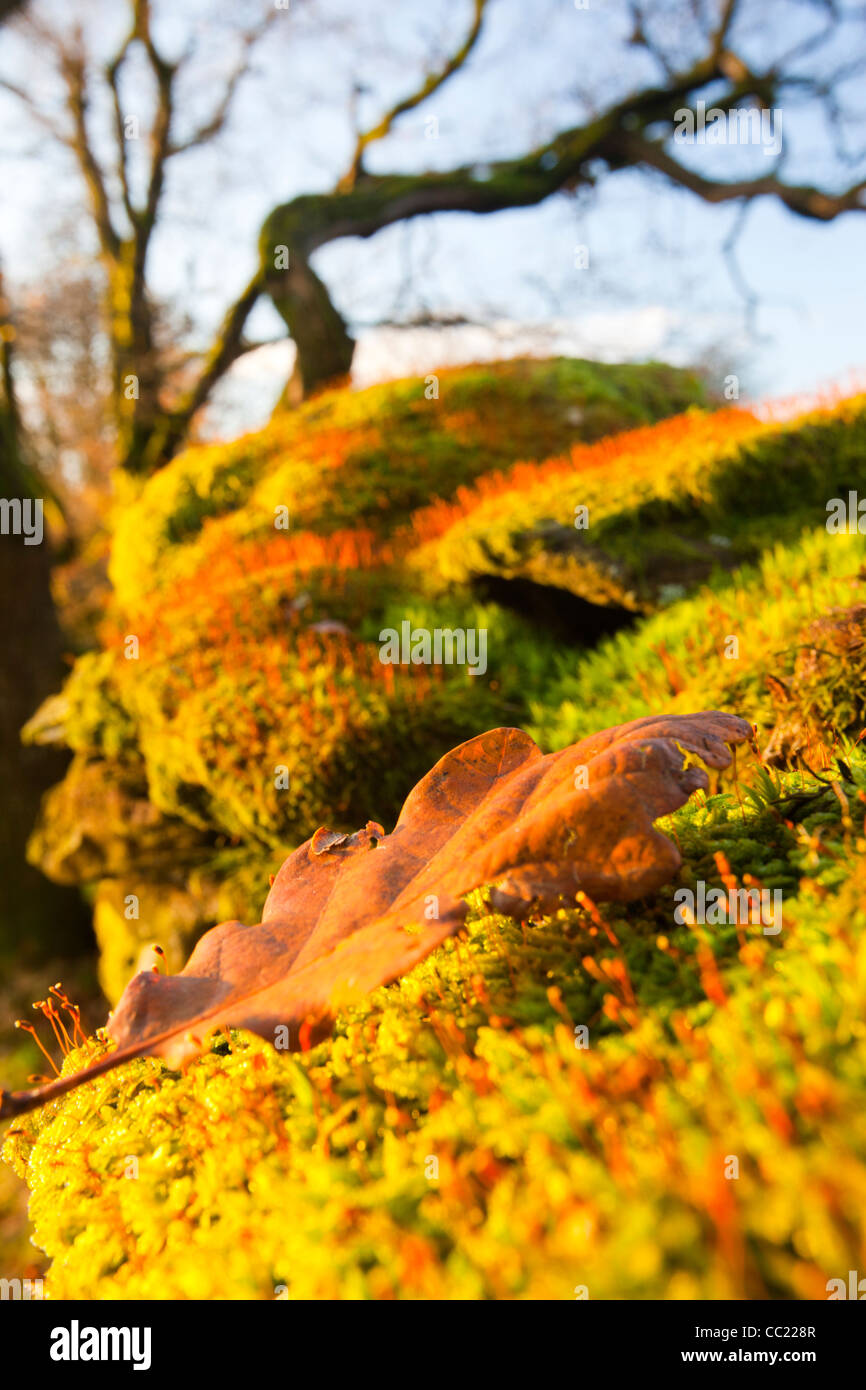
[0,394,90,960]
[266,251,355,404]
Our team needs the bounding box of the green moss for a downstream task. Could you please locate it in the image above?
[11,366,866,1299]
[25,753,215,887]
[5,750,866,1299]
[134,658,504,846]
[415,397,866,609]
[530,527,866,752]
[108,357,706,606]
[23,651,137,760]
[29,359,708,929]
[23,369,866,1013]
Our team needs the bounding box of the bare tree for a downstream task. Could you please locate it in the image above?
[260,0,866,398]
[11,251,114,529]
[3,0,865,466]
[1,0,276,474]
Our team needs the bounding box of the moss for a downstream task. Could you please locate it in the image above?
[22,651,137,760]
[24,369,866,1009]
[108,357,706,606]
[93,877,215,1006]
[530,527,866,754]
[413,396,866,608]
[11,366,866,1298]
[28,359,708,960]
[5,749,866,1299]
[26,754,215,886]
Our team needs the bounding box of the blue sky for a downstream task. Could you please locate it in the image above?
[1,0,864,433]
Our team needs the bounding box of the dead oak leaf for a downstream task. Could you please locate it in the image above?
[0,710,752,1118]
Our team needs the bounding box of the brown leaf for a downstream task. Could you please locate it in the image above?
[0,711,752,1118]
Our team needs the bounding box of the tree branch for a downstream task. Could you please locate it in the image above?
[260,28,865,398]
[132,0,176,262]
[166,11,279,157]
[340,0,489,189]
[263,55,758,260]
[148,269,265,467]
[0,74,73,145]
[615,130,866,220]
[105,29,137,229]
[58,40,121,258]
